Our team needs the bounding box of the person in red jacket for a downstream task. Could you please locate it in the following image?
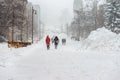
[45,35,51,50]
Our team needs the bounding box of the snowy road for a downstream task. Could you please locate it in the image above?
[0,39,119,80]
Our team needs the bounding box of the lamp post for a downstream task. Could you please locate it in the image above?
[32,7,33,43]
[32,6,36,43]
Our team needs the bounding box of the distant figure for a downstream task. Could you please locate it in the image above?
[54,36,59,49]
[45,35,51,50]
[62,38,66,45]
[51,36,55,44]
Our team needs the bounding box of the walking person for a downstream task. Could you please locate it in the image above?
[45,35,51,50]
[51,36,55,44]
[54,36,59,49]
[62,38,66,45]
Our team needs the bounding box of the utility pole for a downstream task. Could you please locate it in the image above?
[32,7,34,43]
[94,0,98,30]
[12,3,14,42]
[32,6,37,43]
[27,18,28,42]
[66,23,68,36]
[21,0,24,42]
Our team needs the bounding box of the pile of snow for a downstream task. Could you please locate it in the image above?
[0,43,10,67]
[0,42,39,67]
[81,27,120,51]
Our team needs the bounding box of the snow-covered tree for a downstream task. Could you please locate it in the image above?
[70,0,101,40]
[0,0,9,38]
[0,0,29,41]
[105,0,120,34]
[97,5,105,28]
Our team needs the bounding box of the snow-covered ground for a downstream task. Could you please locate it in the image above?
[0,27,120,80]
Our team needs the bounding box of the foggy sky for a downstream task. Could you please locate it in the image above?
[28,0,74,30]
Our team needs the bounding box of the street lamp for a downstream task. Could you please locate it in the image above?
[32,6,37,43]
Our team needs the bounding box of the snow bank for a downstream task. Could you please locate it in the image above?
[0,43,11,67]
[0,42,38,67]
[81,27,120,51]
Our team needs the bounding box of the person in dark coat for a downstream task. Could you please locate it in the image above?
[45,35,51,50]
[54,36,59,49]
[62,38,66,45]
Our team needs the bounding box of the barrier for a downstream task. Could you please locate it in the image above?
[8,41,31,48]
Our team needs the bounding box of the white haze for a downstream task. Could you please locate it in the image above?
[28,0,74,30]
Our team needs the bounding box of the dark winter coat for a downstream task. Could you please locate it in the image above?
[54,36,59,45]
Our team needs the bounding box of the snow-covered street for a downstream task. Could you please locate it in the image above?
[0,28,120,80]
[1,0,120,79]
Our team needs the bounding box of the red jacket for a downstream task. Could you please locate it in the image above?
[46,36,50,45]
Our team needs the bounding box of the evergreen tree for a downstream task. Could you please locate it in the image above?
[105,0,120,34]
